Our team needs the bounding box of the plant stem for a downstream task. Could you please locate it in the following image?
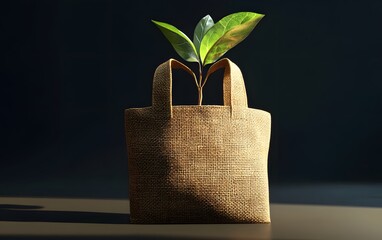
[198,62,203,105]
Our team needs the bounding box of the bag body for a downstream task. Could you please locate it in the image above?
[125,58,271,223]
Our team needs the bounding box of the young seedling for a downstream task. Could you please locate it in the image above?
[152,12,264,105]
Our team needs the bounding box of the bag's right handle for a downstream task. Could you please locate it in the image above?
[204,58,248,110]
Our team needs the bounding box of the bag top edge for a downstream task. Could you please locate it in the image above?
[125,105,271,115]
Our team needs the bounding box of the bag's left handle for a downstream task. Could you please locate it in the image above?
[152,59,197,118]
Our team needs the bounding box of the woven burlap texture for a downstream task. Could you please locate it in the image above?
[125,58,271,224]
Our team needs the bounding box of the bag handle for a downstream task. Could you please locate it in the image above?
[152,58,248,118]
[204,58,248,109]
[152,59,197,117]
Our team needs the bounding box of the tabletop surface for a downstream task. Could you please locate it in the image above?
[1,193,381,240]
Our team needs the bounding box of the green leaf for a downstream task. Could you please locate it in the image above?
[193,15,214,56]
[200,12,264,66]
[152,20,199,63]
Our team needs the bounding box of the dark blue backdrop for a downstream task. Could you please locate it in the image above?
[1,0,381,198]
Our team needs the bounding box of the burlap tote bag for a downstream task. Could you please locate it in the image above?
[125,58,271,224]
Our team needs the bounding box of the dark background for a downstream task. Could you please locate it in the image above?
[1,0,381,198]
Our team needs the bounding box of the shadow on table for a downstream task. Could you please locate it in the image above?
[0,204,129,224]
[0,237,284,240]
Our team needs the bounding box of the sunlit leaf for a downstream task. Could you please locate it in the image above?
[152,20,199,62]
[200,12,264,66]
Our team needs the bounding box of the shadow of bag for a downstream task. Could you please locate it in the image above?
[125,58,271,224]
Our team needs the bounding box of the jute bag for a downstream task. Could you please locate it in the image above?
[125,58,271,223]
